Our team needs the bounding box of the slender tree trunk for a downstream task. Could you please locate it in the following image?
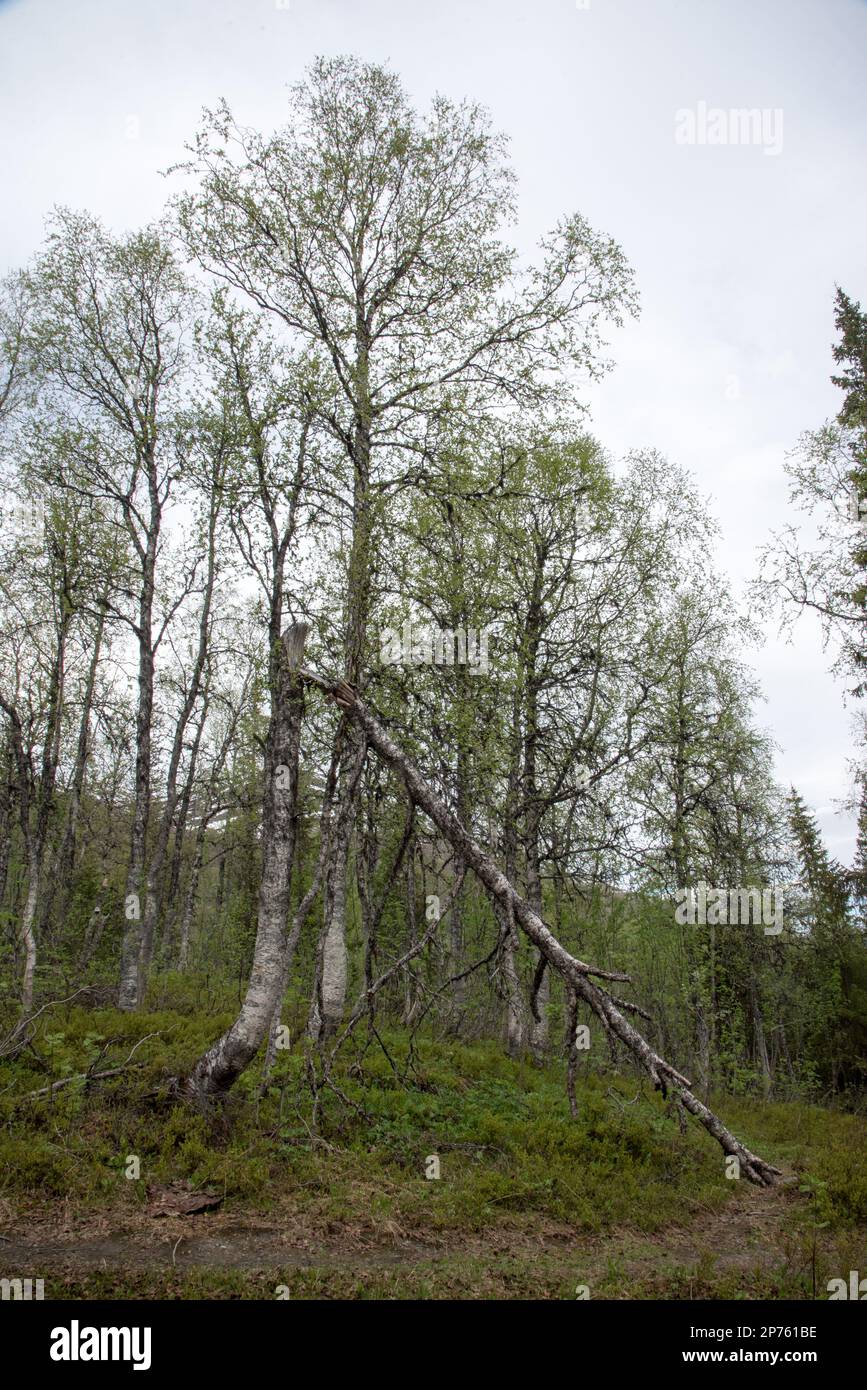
[527,855,549,1061]
[187,624,308,1098]
[309,734,367,1040]
[18,868,38,1012]
[0,736,15,910]
[119,535,157,1012]
[310,301,374,1040]
[43,600,107,940]
[172,697,239,966]
[403,852,419,1024]
[500,687,525,1056]
[1,586,69,1010]
[523,556,548,1060]
[139,520,217,993]
[163,708,207,935]
[749,974,773,1098]
[318,795,352,1036]
[178,815,210,970]
[447,747,471,1032]
[0,700,38,1011]
[77,876,111,973]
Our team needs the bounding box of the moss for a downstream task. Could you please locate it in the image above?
[0,1009,865,1299]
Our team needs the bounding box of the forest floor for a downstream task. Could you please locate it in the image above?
[1,1002,865,1299]
[0,1179,834,1299]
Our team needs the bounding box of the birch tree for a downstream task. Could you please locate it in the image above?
[28,211,194,1009]
[173,54,638,1036]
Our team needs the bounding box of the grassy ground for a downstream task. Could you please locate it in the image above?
[0,1004,865,1299]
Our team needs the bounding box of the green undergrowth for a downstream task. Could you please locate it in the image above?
[40,1256,847,1302]
[0,1004,865,1251]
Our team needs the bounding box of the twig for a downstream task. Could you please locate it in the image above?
[20,1034,159,1101]
[0,988,94,1060]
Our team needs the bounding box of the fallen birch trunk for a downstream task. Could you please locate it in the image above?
[301,670,781,1187]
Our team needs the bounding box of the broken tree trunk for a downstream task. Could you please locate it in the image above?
[186,623,308,1100]
[301,671,781,1187]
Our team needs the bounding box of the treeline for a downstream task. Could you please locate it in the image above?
[0,57,864,1105]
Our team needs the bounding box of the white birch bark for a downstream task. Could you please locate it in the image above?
[304,672,782,1186]
[187,624,307,1098]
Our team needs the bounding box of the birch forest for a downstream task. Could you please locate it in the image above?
[1,41,865,1317]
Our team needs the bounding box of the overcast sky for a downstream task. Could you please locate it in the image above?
[1,0,865,857]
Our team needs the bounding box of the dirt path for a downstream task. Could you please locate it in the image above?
[0,1181,798,1279]
[0,1227,441,1272]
